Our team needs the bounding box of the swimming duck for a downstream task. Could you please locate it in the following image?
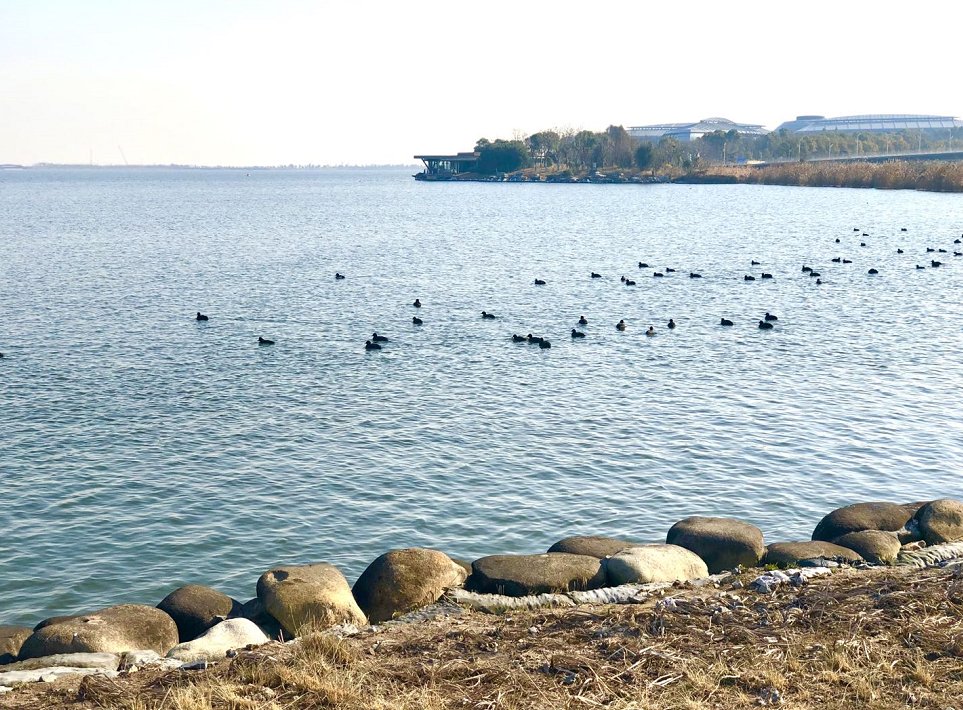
[842,259,852,264]
[620,275,626,282]
[853,228,860,232]
[938,248,947,253]
[765,312,778,321]
[901,228,908,232]
[196,312,209,321]
[638,262,649,268]
[539,340,551,349]
[335,272,345,280]
[744,275,755,281]
[860,242,866,247]
[815,279,823,285]
[954,252,962,257]
[646,326,656,336]
[258,337,275,346]
[534,279,546,285]
[955,239,961,244]
[931,260,942,268]
[802,265,812,273]
[862,233,869,237]
[720,318,734,327]
[578,316,588,325]
[591,272,602,278]
[364,340,381,351]
[834,238,840,243]
[412,316,423,325]
[916,264,926,269]
[527,334,544,344]
[616,320,627,331]
[624,279,636,286]
[831,257,841,263]
[665,267,676,273]
[512,334,526,342]
[667,318,676,329]
[761,273,773,279]
[809,271,821,277]
[868,268,879,274]
[371,332,389,342]
[758,320,774,330]
[926,247,935,253]
[481,311,496,319]
[689,272,702,278]
[653,272,664,278]
[571,329,586,338]
[413,299,422,307]
[751,260,761,265]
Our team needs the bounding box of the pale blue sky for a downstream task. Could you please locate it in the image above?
[2,0,960,166]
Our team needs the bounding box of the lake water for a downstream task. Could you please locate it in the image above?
[1,167,962,627]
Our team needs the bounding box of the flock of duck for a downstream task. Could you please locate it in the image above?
[180,227,961,355]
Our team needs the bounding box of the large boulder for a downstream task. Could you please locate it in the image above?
[811,502,922,542]
[352,548,467,623]
[765,541,863,567]
[157,584,243,642]
[666,517,765,573]
[0,627,31,665]
[914,499,963,545]
[166,619,268,663]
[33,616,81,632]
[833,530,901,565]
[466,553,606,596]
[603,545,709,585]
[547,535,638,559]
[18,605,178,660]
[256,563,366,637]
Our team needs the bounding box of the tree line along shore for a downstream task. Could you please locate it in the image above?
[455,126,963,192]
[1,498,963,708]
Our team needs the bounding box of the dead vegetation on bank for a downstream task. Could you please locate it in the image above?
[701,160,963,192]
[3,565,962,710]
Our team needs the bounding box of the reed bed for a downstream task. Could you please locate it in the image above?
[706,160,963,192]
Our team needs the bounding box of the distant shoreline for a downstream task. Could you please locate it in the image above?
[2,164,420,171]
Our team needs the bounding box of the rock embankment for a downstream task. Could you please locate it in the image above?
[2,498,963,697]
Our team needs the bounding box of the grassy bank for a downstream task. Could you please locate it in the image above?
[5,564,962,709]
[693,160,963,192]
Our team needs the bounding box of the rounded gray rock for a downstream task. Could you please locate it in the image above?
[666,516,765,573]
[352,548,467,624]
[547,535,639,559]
[0,627,32,665]
[466,553,606,596]
[833,530,901,564]
[18,605,178,660]
[157,584,243,642]
[256,563,366,638]
[765,541,863,567]
[914,499,963,545]
[603,544,709,585]
[811,502,922,542]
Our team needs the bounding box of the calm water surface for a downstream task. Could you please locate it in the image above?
[1,167,962,626]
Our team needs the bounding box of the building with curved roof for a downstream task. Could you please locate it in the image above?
[776,114,963,134]
[628,117,768,142]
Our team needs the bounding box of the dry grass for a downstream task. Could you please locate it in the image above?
[3,565,963,709]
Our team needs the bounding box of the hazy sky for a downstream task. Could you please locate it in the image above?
[2,0,960,166]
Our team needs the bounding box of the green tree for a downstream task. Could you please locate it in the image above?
[474,138,531,174]
[634,142,654,170]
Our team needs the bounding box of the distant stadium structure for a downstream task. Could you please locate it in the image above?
[627,117,769,142]
[776,114,963,134]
